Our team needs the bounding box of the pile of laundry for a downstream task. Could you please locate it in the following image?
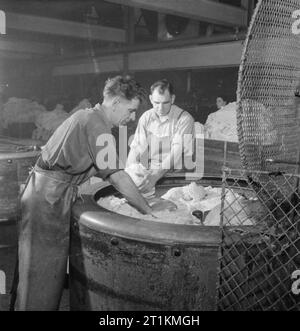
[32,99,91,141]
[0,97,46,129]
[204,100,277,144]
[161,182,254,226]
[98,181,256,226]
[204,102,238,142]
[32,104,69,141]
[0,97,92,142]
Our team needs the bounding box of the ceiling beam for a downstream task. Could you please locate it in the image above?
[104,0,247,27]
[0,38,54,55]
[52,40,243,76]
[0,1,120,17]
[6,12,126,42]
[129,41,243,71]
[45,31,245,65]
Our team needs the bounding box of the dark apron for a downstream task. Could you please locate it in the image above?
[13,165,81,311]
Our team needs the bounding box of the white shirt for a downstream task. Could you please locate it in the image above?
[129,105,195,169]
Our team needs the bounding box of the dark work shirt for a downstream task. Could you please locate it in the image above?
[40,104,121,183]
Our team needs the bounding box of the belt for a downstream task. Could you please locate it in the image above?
[34,157,82,187]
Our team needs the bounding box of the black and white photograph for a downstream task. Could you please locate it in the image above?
[0,0,299,314]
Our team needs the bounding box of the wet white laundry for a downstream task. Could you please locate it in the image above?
[125,163,155,198]
[97,182,253,226]
[98,195,199,225]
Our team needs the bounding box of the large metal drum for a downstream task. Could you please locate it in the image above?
[0,138,40,310]
[69,177,222,311]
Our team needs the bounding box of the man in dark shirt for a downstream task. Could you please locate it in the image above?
[13,76,162,311]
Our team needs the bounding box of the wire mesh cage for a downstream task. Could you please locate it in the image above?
[237,0,300,177]
[218,167,300,311]
[226,2,300,308]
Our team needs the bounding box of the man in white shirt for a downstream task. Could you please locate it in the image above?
[126,79,195,195]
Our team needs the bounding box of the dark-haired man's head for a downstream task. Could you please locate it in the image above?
[150,79,175,117]
[102,75,145,126]
[103,75,145,102]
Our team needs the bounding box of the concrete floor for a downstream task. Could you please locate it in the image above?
[0,288,70,311]
[59,289,70,311]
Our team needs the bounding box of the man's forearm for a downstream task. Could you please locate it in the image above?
[108,170,152,214]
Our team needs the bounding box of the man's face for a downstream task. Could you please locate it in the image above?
[150,88,175,117]
[112,97,140,126]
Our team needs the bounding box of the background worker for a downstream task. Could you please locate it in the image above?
[216,95,228,110]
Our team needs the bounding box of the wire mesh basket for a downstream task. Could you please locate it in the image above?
[218,167,300,311]
[216,0,300,311]
[237,0,300,177]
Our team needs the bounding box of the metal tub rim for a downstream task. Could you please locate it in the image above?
[0,150,40,160]
[72,176,233,246]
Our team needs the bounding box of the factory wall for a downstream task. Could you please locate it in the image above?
[2,62,238,124]
[51,40,242,123]
[2,40,241,117]
[52,66,238,124]
[0,40,239,141]
[2,60,55,106]
[52,41,243,76]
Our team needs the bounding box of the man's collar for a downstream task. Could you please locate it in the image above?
[151,105,176,123]
[157,114,169,123]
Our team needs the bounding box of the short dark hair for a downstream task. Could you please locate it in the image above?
[150,79,174,95]
[103,75,146,102]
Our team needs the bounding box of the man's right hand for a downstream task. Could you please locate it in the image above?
[108,170,153,215]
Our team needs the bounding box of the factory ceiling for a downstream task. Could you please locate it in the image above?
[104,0,248,27]
[0,0,254,61]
